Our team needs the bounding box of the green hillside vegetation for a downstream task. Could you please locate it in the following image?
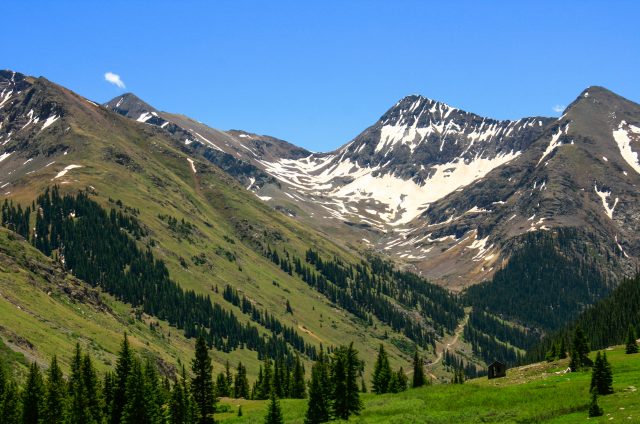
[528,274,640,363]
[214,345,640,423]
[0,226,196,378]
[0,76,465,378]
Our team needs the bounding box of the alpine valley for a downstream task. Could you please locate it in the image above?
[2,69,640,420]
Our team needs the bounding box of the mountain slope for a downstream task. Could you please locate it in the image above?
[0,70,464,376]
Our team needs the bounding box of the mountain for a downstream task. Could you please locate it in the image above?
[104,86,640,291]
[0,70,466,378]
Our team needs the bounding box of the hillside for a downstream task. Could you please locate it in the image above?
[0,70,464,378]
[215,345,640,423]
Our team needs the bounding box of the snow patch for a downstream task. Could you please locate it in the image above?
[53,164,82,180]
[612,121,640,174]
[594,184,618,220]
[187,158,196,173]
[41,115,59,131]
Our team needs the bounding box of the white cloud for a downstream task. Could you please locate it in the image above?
[104,72,125,89]
[552,105,565,113]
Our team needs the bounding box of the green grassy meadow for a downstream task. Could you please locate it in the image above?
[214,345,640,423]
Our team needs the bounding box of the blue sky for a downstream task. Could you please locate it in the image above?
[2,1,639,151]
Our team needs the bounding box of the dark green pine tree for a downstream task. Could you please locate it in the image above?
[21,362,44,424]
[412,350,426,388]
[304,351,330,424]
[569,326,590,371]
[371,344,391,394]
[290,355,306,399]
[601,352,613,395]
[331,343,362,420]
[143,359,164,424]
[234,362,250,399]
[259,359,273,400]
[216,372,230,397]
[626,325,638,354]
[191,336,216,424]
[82,353,104,424]
[395,367,408,392]
[42,355,66,424]
[122,359,152,424]
[558,338,568,359]
[1,380,21,424]
[170,365,194,424]
[264,391,284,424]
[68,344,90,424]
[225,361,234,396]
[590,351,603,394]
[588,391,603,417]
[111,333,134,424]
[273,360,284,399]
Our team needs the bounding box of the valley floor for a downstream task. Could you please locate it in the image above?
[215,345,640,423]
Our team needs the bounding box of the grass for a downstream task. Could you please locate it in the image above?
[2,78,432,380]
[215,345,640,423]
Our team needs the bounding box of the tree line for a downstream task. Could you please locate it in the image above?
[0,187,314,363]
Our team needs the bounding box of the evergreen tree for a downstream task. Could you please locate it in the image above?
[360,376,367,393]
[1,381,21,424]
[191,336,216,424]
[170,365,194,424]
[143,359,164,424]
[68,344,90,424]
[43,355,66,424]
[233,362,249,399]
[558,338,568,359]
[264,392,284,424]
[290,355,306,399]
[626,325,638,354]
[82,353,103,424]
[569,326,590,371]
[395,367,408,392]
[601,352,613,395]
[111,334,133,424]
[122,359,152,424]
[21,362,44,424]
[588,391,603,417]
[412,350,425,388]
[215,372,230,398]
[304,352,330,424]
[259,359,273,400]
[331,343,361,420]
[371,344,391,394]
[545,343,557,362]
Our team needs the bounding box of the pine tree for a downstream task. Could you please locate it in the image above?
[259,359,273,400]
[225,361,234,396]
[304,351,330,424]
[143,359,164,424]
[626,325,638,354]
[601,352,613,395]
[233,362,249,399]
[558,338,568,359]
[588,391,603,417]
[191,336,216,424]
[21,362,44,424]
[216,372,230,397]
[290,355,306,399]
[122,359,152,424]
[264,392,284,424]
[395,367,408,392]
[412,350,425,388]
[360,376,367,393]
[569,326,590,371]
[111,334,133,424]
[43,355,66,424]
[545,343,557,362]
[170,365,194,424]
[371,344,391,394]
[82,353,103,424]
[1,380,20,424]
[331,343,362,420]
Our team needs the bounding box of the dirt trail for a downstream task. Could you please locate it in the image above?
[428,311,469,367]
